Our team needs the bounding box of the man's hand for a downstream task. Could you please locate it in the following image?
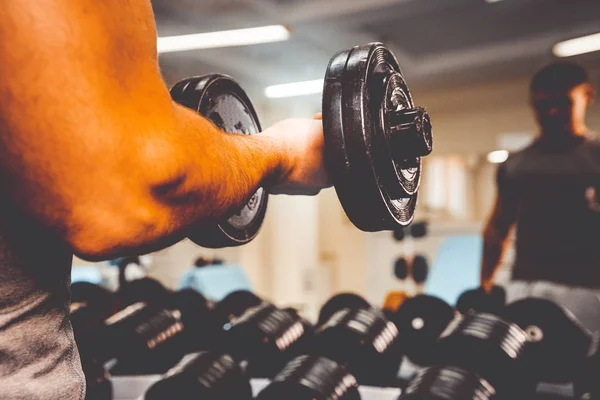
[262,118,332,196]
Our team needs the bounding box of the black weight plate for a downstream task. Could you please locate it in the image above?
[394,257,409,280]
[170,75,268,248]
[323,43,419,232]
[504,298,592,383]
[412,255,429,284]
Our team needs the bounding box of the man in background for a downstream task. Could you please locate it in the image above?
[480,62,600,328]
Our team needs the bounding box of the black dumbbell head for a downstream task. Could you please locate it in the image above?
[433,313,533,398]
[145,352,252,400]
[393,228,406,241]
[412,255,429,284]
[101,303,187,375]
[317,293,371,327]
[574,331,600,399]
[410,221,428,238]
[401,366,496,400]
[168,289,220,351]
[456,286,506,316]
[505,298,592,383]
[257,355,360,400]
[388,295,456,365]
[394,257,409,280]
[313,307,400,386]
[322,43,424,231]
[212,290,263,326]
[224,303,313,378]
[116,278,171,309]
[71,282,114,307]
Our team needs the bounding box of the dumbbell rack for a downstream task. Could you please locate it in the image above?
[112,376,402,400]
[112,375,575,400]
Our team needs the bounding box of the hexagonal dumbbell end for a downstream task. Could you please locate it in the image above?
[388,106,433,160]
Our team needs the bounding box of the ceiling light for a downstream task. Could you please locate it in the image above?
[265,79,324,99]
[487,150,509,164]
[485,0,503,3]
[553,32,600,58]
[157,25,290,53]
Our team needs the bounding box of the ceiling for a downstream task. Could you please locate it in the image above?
[152,0,600,99]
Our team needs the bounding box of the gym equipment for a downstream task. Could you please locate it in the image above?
[431,312,533,399]
[99,303,188,375]
[504,298,592,384]
[393,227,406,241]
[167,289,221,352]
[400,366,496,400]
[257,355,360,400]
[170,75,266,248]
[323,42,431,232]
[145,352,253,400]
[455,285,506,316]
[394,257,409,280]
[410,221,428,238]
[411,255,429,284]
[171,43,432,248]
[575,331,600,399]
[116,278,172,309]
[386,295,456,365]
[222,302,313,377]
[312,306,401,387]
[317,292,372,326]
[212,289,263,326]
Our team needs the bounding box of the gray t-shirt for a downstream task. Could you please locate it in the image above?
[499,135,600,288]
[0,197,84,399]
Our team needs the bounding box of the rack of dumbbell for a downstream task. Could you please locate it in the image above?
[72,278,600,400]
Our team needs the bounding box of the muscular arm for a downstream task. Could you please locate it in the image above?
[0,1,289,260]
[480,194,517,292]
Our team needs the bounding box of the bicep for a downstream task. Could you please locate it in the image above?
[0,0,174,228]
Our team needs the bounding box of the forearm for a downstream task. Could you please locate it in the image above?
[480,225,509,286]
[70,103,284,260]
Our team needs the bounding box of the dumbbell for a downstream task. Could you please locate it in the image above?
[575,331,600,399]
[402,366,496,400]
[320,293,456,368]
[411,312,533,399]
[116,277,172,310]
[386,294,456,366]
[170,42,432,249]
[74,286,219,376]
[212,289,263,326]
[455,285,506,316]
[394,257,409,281]
[220,301,314,378]
[412,255,429,286]
[257,355,361,400]
[311,304,401,387]
[144,296,315,400]
[317,292,372,326]
[504,298,592,384]
[145,352,253,400]
[410,221,428,239]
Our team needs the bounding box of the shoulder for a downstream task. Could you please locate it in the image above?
[502,142,537,169]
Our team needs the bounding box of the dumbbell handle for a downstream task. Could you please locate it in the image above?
[387,107,433,159]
